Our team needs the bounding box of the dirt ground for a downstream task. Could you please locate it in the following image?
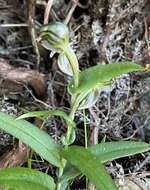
[0,0,150,189]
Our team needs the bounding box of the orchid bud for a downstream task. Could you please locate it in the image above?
[40,22,69,52]
[40,21,79,88]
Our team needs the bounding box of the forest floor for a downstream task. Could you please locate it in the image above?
[0,0,150,189]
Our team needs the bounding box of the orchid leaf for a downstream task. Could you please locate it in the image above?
[69,62,143,95]
[89,141,149,162]
[17,110,76,129]
[0,167,55,190]
[60,141,149,188]
[61,146,117,190]
[0,112,62,167]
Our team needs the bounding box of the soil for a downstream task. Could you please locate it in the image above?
[0,0,150,189]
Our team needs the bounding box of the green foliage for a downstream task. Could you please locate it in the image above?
[69,62,143,95]
[0,167,55,190]
[0,112,62,167]
[89,141,150,162]
[17,110,76,129]
[59,164,80,190]
[61,146,117,190]
[17,110,76,145]
[0,22,148,190]
[68,62,144,111]
[60,141,149,189]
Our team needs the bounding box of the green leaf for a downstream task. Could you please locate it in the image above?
[59,163,81,187]
[17,110,76,146]
[0,167,55,190]
[89,141,150,162]
[61,146,117,190]
[69,62,143,95]
[60,141,149,188]
[59,164,80,190]
[17,110,75,129]
[0,112,62,167]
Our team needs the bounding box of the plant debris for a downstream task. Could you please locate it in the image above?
[0,58,47,100]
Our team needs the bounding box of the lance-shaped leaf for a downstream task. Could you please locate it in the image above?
[17,110,76,129]
[0,167,55,190]
[0,112,62,167]
[17,110,76,146]
[60,141,149,188]
[61,146,117,190]
[69,62,143,95]
[89,141,150,162]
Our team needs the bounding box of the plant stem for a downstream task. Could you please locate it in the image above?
[83,109,88,149]
[56,158,67,190]
[64,46,79,88]
[57,46,80,190]
[56,92,90,189]
[56,96,78,190]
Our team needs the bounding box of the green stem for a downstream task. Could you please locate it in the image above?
[56,158,67,190]
[56,48,80,189]
[56,91,88,189]
[56,96,78,190]
[83,109,88,149]
[64,45,79,88]
[69,95,77,120]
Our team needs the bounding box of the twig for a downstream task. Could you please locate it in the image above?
[29,17,41,68]
[36,0,59,21]
[27,0,41,69]
[72,0,89,9]
[144,16,150,58]
[122,113,150,140]
[24,85,52,109]
[36,0,47,7]
[133,153,150,173]
[44,0,54,24]
[64,1,77,25]
[0,23,28,27]
[89,108,100,144]
[64,0,89,24]
[110,0,140,27]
